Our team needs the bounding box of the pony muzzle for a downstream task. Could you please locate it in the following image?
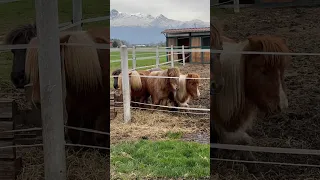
[279,95,289,111]
[196,88,200,98]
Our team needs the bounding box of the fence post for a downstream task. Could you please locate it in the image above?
[72,0,82,31]
[234,0,240,13]
[132,46,136,70]
[182,45,185,66]
[35,0,67,179]
[120,45,131,123]
[156,46,159,68]
[171,45,174,68]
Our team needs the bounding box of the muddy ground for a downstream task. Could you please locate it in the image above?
[212,7,320,180]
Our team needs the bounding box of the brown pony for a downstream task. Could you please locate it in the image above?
[113,68,162,107]
[174,73,201,107]
[146,68,180,109]
[24,30,110,150]
[211,35,291,162]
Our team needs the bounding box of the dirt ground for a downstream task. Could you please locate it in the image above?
[111,64,210,145]
[212,7,320,180]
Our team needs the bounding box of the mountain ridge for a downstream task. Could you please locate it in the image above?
[110,9,209,44]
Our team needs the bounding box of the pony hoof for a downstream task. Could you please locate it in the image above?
[240,133,253,145]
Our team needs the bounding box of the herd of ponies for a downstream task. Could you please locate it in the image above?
[1,18,294,174]
[210,16,292,174]
[3,23,203,154]
[112,67,202,110]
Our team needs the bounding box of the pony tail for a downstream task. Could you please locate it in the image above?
[129,71,142,91]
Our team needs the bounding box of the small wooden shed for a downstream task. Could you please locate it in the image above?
[161,27,210,64]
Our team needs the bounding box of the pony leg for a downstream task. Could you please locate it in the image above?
[221,130,252,145]
[152,99,160,110]
[159,99,170,110]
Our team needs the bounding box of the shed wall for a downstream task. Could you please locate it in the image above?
[191,37,201,63]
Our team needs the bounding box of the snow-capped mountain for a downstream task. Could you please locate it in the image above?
[110,9,209,28]
[110,9,209,44]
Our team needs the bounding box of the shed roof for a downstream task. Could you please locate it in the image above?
[161,27,210,34]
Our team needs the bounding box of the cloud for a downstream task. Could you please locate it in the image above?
[110,0,210,22]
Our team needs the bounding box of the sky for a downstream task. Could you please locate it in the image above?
[110,0,210,22]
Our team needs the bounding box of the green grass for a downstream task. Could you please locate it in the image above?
[0,52,12,84]
[0,0,108,87]
[165,131,184,139]
[111,139,210,179]
[110,50,168,72]
[0,0,109,35]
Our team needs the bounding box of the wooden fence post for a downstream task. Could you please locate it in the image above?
[132,46,136,70]
[234,0,240,13]
[156,46,159,68]
[35,0,67,179]
[120,45,131,123]
[72,0,82,31]
[171,45,174,68]
[182,45,185,66]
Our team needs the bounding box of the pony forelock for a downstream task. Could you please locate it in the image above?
[214,41,247,124]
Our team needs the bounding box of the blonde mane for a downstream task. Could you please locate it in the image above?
[63,31,102,91]
[117,70,142,92]
[213,41,248,123]
[25,31,103,102]
[176,74,187,101]
[25,37,40,102]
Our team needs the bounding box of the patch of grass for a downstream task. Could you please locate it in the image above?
[0,51,13,84]
[165,131,183,139]
[111,139,210,179]
[0,0,109,90]
[0,0,109,36]
[110,50,168,72]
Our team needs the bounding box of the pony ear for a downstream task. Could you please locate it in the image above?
[94,37,107,44]
[248,37,263,51]
[280,37,287,45]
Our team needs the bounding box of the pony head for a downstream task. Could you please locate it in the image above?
[112,69,121,89]
[186,73,201,99]
[243,35,291,114]
[166,67,180,92]
[4,24,37,88]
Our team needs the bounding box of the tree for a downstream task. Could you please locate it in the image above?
[112,41,119,48]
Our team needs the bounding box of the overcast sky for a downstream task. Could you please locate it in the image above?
[110,0,210,22]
